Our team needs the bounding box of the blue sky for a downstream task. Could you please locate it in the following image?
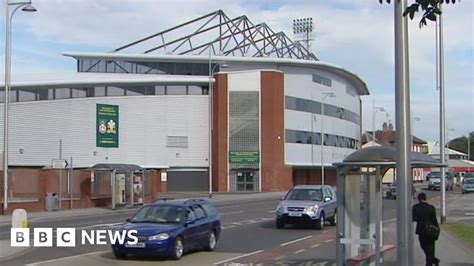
[1,0,473,142]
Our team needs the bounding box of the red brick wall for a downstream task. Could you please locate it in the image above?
[213,73,229,192]
[260,71,293,191]
[1,168,168,214]
[293,168,337,187]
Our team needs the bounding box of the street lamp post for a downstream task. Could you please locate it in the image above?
[372,100,385,146]
[208,46,228,199]
[3,0,37,213]
[411,117,420,151]
[320,92,335,186]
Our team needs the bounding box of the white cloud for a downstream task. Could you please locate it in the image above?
[1,0,472,141]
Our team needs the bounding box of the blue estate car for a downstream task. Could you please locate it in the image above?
[112,199,221,260]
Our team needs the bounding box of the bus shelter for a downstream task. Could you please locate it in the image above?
[333,146,444,265]
[91,164,144,209]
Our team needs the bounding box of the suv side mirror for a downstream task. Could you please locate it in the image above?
[126,218,131,222]
[324,197,332,202]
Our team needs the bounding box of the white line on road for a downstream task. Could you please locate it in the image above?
[220,211,244,216]
[213,250,264,265]
[312,243,321,248]
[465,213,474,216]
[222,225,236,230]
[293,249,306,254]
[274,255,285,260]
[325,239,334,243]
[280,235,312,246]
[25,251,107,266]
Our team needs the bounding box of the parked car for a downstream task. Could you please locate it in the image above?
[462,178,474,194]
[275,185,337,230]
[385,181,416,199]
[464,172,474,180]
[111,199,221,260]
[428,172,454,191]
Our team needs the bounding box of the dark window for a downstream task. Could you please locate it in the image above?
[167,85,187,95]
[312,73,332,87]
[71,88,87,98]
[188,86,203,95]
[201,203,218,216]
[107,86,125,96]
[192,205,206,219]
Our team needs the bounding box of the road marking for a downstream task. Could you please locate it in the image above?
[312,243,321,248]
[213,250,264,265]
[222,225,236,230]
[325,239,334,243]
[293,249,306,254]
[25,251,107,265]
[465,213,474,216]
[268,210,276,213]
[220,211,244,216]
[274,255,285,260]
[280,235,312,246]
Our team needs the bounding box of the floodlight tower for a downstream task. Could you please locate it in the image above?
[293,18,314,51]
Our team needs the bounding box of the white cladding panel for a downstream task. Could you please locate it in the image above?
[228,71,261,91]
[0,96,209,168]
[282,66,361,166]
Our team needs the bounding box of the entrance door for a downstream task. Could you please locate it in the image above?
[236,170,255,191]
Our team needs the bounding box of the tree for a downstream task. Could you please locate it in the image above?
[448,131,474,161]
[380,0,458,27]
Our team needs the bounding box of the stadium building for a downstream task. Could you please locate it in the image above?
[0,10,369,212]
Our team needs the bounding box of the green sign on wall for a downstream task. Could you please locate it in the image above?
[229,151,260,164]
[96,104,119,148]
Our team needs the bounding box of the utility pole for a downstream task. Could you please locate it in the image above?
[394,0,414,265]
[437,3,447,224]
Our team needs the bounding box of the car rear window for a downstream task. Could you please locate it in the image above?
[201,203,218,217]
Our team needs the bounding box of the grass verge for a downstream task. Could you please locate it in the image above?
[441,222,474,250]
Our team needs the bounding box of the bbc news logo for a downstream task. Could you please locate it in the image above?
[10,228,138,247]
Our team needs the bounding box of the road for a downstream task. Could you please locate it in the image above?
[0,187,447,266]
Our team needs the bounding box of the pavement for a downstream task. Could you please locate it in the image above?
[414,183,474,265]
[1,188,473,265]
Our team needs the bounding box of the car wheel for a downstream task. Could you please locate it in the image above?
[276,218,285,229]
[205,231,217,251]
[315,213,325,230]
[171,236,184,260]
[113,250,126,259]
[329,210,337,226]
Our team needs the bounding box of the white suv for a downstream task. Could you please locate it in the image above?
[275,185,337,230]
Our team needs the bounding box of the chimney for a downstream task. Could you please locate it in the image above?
[388,122,394,131]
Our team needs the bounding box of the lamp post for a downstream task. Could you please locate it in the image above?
[372,99,385,146]
[411,117,420,152]
[208,46,228,199]
[3,0,37,213]
[320,92,335,186]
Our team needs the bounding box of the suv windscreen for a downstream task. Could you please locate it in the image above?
[464,179,474,184]
[286,188,323,201]
[131,205,184,224]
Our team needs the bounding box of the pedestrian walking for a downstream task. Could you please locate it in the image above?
[412,192,440,266]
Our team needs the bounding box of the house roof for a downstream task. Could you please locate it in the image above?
[426,141,467,156]
[361,130,427,145]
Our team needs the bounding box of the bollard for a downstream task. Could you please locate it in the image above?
[12,209,28,228]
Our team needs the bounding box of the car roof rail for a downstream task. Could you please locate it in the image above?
[183,198,208,205]
[154,198,175,202]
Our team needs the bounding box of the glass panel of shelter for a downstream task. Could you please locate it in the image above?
[113,171,144,209]
[340,173,382,264]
